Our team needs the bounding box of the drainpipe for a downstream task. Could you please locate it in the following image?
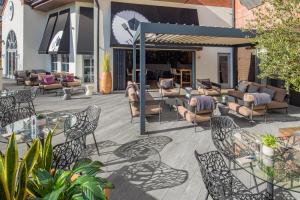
[95,0,100,92]
[232,0,236,28]
[232,0,238,87]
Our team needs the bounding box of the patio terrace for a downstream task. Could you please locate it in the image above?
[1,78,300,200]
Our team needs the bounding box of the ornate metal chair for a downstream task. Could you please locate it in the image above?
[14,89,36,111]
[210,116,240,163]
[194,150,268,200]
[52,130,85,169]
[0,96,16,115]
[64,105,101,155]
[1,107,35,128]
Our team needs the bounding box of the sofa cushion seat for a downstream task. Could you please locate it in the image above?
[160,88,179,97]
[228,102,265,117]
[146,105,162,115]
[267,101,288,110]
[203,89,220,96]
[43,83,63,90]
[177,106,211,123]
[66,81,81,87]
[228,90,244,100]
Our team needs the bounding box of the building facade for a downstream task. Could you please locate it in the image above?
[2,0,236,91]
[1,0,95,82]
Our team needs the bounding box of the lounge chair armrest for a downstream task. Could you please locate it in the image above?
[146,100,161,106]
[211,82,221,90]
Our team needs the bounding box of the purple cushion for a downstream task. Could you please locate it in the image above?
[66,74,75,82]
[161,79,173,89]
[43,75,55,85]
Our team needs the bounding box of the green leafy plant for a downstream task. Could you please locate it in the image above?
[262,134,278,149]
[36,114,46,120]
[0,133,40,200]
[27,133,114,200]
[103,52,111,73]
[28,158,114,200]
[247,0,300,92]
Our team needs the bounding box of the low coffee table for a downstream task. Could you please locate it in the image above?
[218,103,230,115]
[62,88,72,100]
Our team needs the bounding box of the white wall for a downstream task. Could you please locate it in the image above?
[2,0,24,76]
[23,5,49,71]
[97,0,234,89]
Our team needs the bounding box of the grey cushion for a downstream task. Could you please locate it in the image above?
[238,82,248,93]
[248,85,259,93]
[161,79,173,89]
[260,87,275,99]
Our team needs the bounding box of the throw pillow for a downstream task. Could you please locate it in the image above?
[66,74,75,82]
[260,87,276,100]
[238,82,248,93]
[43,75,55,85]
[161,79,173,89]
[248,85,259,93]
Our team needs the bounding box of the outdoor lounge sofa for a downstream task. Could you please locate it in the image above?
[197,79,221,97]
[176,96,215,132]
[14,70,30,85]
[228,81,289,113]
[158,78,181,99]
[38,73,63,94]
[52,72,82,88]
[127,81,162,123]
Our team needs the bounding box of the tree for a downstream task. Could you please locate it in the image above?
[247,0,300,92]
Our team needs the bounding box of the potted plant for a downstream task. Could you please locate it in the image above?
[262,134,278,157]
[100,52,112,94]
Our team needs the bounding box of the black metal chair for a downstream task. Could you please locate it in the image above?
[52,130,85,170]
[0,96,16,115]
[194,150,268,200]
[0,107,35,128]
[14,89,36,111]
[210,116,240,163]
[64,105,101,155]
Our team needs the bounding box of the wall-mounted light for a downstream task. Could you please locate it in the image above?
[1,40,5,45]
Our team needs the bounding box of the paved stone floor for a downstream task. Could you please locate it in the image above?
[1,79,300,200]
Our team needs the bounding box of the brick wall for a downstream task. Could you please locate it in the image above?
[187,0,232,8]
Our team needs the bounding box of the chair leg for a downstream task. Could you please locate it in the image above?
[92,133,100,156]
[205,191,209,200]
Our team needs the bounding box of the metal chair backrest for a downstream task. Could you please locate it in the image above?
[0,96,16,114]
[52,130,85,170]
[15,89,32,104]
[1,107,35,128]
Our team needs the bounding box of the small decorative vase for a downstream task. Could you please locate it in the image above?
[262,145,274,157]
[262,156,274,167]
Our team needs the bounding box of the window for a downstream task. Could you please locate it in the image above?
[83,56,94,83]
[61,54,69,72]
[50,54,58,72]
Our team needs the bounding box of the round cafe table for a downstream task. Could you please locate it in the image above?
[0,111,75,145]
[232,131,300,199]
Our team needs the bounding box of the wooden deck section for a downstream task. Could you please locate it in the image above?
[1,80,300,199]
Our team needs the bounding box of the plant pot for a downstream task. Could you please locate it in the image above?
[262,156,274,167]
[100,72,112,94]
[104,188,111,200]
[262,145,274,157]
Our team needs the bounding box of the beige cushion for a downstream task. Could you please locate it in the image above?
[228,90,245,99]
[128,87,138,102]
[131,102,140,117]
[43,83,62,90]
[131,104,161,117]
[178,106,211,123]
[267,101,288,109]
[38,73,46,81]
[66,81,81,87]
[204,89,220,96]
[228,102,265,117]
[160,88,179,97]
[267,85,287,102]
[188,97,215,114]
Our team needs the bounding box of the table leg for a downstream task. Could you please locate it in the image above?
[266,179,274,200]
[180,70,183,88]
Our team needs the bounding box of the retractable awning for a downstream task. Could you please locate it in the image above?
[132,22,256,134]
[48,9,70,54]
[39,13,58,54]
[77,7,94,55]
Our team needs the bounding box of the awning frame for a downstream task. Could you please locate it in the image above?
[132,22,256,135]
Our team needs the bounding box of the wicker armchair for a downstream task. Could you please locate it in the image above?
[194,150,268,200]
[64,105,101,155]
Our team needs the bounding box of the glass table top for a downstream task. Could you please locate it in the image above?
[0,111,76,144]
[232,130,300,193]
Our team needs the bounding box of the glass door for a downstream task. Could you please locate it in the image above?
[6,50,17,78]
[218,53,231,88]
[83,56,94,83]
